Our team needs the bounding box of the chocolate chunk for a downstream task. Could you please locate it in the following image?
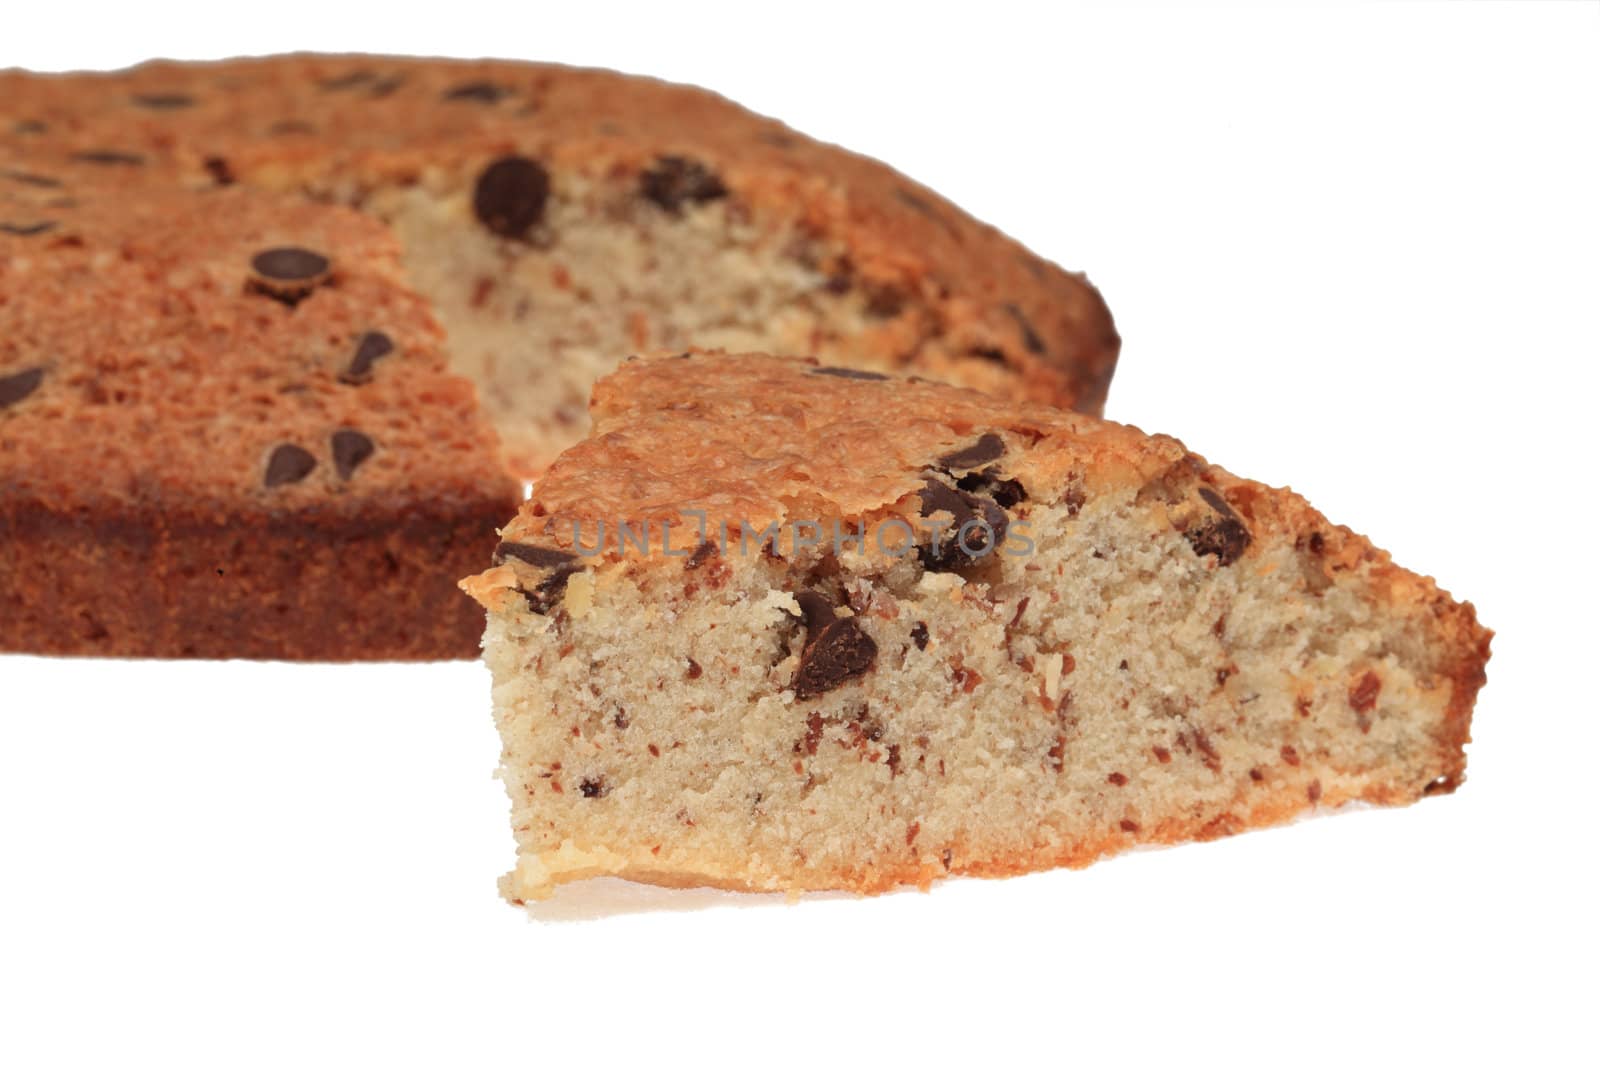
[264,443,317,487]
[967,345,1008,364]
[319,70,375,91]
[0,221,57,237]
[494,541,580,569]
[132,92,195,110]
[520,564,581,615]
[1004,303,1047,355]
[339,331,395,384]
[331,430,375,480]
[685,540,718,570]
[203,156,235,186]
[938,433,1006,470]
[955,468,1028,509]
[910,622,929,651]
[578,776,609,798]
[639,156,728,214]
[444,80,511,103]
[793,595,878,700]
[248,247,332,307]
[1185,486,1252,567]
[71,150,145,166]
[472,156,550,240]
[809,366,889,382]
[0,367,46,410]
[2,170,62,188]
[917,478,1008,570]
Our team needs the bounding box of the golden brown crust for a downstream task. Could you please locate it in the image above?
[1,54,1118,411]
[0,183,517,659]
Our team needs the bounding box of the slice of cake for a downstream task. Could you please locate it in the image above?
[464,351,1490,898]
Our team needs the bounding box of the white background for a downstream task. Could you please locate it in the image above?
[4,2,1597,1063]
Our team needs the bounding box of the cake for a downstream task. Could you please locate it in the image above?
[463,351,1491,898]
[2,54,1119,474]
[1,54,1119,660]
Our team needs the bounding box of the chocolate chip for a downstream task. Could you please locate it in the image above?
[520,564,581,615]
[0,367,46,410]
[895,188,935,215]
[367,75,407,98]
[1004,303,1047,355]
[331,430,375,480]
[12,120,47,134]
[2,170,62,188]
[955,468,1028,509]
[494,541,580,569]
[264,443,316,487]
[339,331,395,384]
[917,478,1008,570]
[685,540,718,570]
[1185,487,1252,567]
[0,221,57,237]
[248,247,332,307]
[578,776,609,798]
[639,156,728,214]
[809,366,889,381]
[444,80,511,103]
[472,156,550,240]
[71,150,145,166]
[938,433,1006,470]
[967,345,1008,364]
[910,622,929,651]
[319,70,375,90]
[203,156,235,186]
[132,92,195,110]
[793,595,878,700]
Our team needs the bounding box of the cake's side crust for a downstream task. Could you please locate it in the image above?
[1,496,508,660]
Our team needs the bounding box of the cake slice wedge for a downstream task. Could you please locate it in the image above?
[463,351,1490,899]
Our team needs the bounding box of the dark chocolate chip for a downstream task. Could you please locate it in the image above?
[331,429,375,480]
[13,120,47,134]
[0,221,57,237]
[444,80,512,103]
[794,590,838,638]
[494,541,580,569]
[71,150,145,166]
[319,70,375,91]
[248,247,332,307]
[793,599,878,701]
[639,156,728,214]
[203,156,235,186]
[938,433,1006,470]
[910,621,929,651]
[955,468,1028,509]
[339,331,395,384]
[264,443,317,487]
[0,366,46,410]
[2,170,62,188]
[1185,486,1252,566]
[809,366,889,382]
[472,156,550,240]
[967,345,1008,364]
[520,564,581,615]
[578,776,609,798]
[1004,303,1047,355]
[132,92,195,110]
[917,477,1008,570]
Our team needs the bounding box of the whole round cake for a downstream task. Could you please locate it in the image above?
[0,55,1120,659]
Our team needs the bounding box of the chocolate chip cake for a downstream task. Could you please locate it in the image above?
[463,351,1490,898]
[1,54,1119,477]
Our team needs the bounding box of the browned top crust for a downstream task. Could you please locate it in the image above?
[0,54,1118,413]
[0,182,513,518]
